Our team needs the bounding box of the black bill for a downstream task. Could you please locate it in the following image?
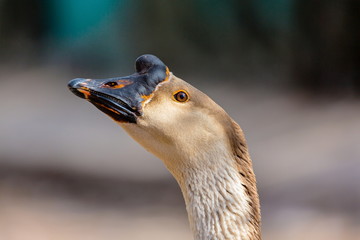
[68,54,170,123]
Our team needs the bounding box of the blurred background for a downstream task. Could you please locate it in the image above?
[0,0,359,239]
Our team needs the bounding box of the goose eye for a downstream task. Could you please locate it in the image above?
[173,90,189,102]
[104,81,118,87]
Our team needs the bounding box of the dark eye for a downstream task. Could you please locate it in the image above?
[173,90,189,102]
[104,81,118,87]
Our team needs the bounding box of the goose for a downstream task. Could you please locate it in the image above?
[68,55,261,240]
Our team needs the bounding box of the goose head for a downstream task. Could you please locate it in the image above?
[68,54,232,178]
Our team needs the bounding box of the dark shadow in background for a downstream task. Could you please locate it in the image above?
[0,163,183,208]
[292,0,360,96]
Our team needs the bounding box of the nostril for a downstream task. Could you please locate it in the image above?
[104,81,118,87]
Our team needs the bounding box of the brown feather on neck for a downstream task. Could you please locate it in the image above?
[226,118,262,239]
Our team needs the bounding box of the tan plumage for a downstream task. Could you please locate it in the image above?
[121,74,261,240]
[69,55,261,240]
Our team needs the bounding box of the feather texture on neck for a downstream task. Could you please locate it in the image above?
[118,74,261,240]
[176,119,261,240]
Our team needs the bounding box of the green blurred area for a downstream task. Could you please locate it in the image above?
[47,0,122,41]
[0,0,359,94]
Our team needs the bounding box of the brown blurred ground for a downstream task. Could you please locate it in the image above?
[0,67,359,240]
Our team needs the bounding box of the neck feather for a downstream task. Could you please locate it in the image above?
[177,120,261,240]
